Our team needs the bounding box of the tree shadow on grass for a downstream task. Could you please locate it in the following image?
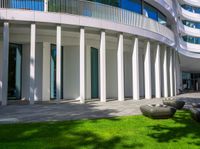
[147,110,200,146]
[0,119,143,149]
[0,99,146,148]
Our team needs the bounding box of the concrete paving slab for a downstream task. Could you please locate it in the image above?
[0,93,200,123]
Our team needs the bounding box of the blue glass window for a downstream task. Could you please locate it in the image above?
[158,12,167,26]
[143,2,157,21]
[183,36,200,44]
[121,0,142,14]
[10,0,44,11]
[182,20,200,29]
[182,4,200,14]
[88,0,120,7]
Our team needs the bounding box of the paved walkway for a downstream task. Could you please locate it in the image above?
[0,93,200,123]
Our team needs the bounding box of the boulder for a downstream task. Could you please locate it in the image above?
[140,104,176,119]
[190,108,200,122]
[163,98,185,109]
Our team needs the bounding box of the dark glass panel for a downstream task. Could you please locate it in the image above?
[121,0,142,14]
[143,2,157,21]
[182,20,200,29]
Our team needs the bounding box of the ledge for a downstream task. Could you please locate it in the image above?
[0,8,175,47]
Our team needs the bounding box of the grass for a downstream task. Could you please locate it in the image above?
[0,110,200,149]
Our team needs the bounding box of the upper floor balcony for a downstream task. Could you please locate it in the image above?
[179,21,200,38]
[179,5,200,22]
[0,0,175,46]
[178,0,200,8]
[0,0,171,26]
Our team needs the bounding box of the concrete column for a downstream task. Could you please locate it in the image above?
[44,0,48,12]
[100,31,106,102]
[155,44,161,98]
[132,37,140,100]
[163,46,168,98]
[1,22,9,106]
[56,26,62,100]
[80,27,85,103]
[169,49,174,97]
[174,50,177,96]
[29,24,36,104]
[144,41,152,99]
[117,34,124,101]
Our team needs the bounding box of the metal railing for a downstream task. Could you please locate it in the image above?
[0,0,174,42]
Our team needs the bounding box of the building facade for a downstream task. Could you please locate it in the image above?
[0,0,197,105]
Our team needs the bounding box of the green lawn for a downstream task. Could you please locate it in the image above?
[0,111,200,149]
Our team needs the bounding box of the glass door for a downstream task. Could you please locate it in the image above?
[8,43,22,100]
[50,44,63,99]
[91,47,99,99]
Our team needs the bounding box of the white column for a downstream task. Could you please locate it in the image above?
[80,27,85,103]
[155,44,161,98]
[132,37,140,100]
[169,48,174,97]
[144,41,152,99]
[174,50,177,96]
[100,31,106,102]
[1,22,9,106]
[29,24,36,105]
[44,0,48,12]
[117,34,124,101]
[163,46,168,98]
[56,26,62,100]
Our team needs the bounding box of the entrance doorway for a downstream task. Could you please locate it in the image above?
[91,47,99,98]
[182,72,200,91]
[50,44,63,99]
[8,43,22,100]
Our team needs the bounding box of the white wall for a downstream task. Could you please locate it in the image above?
[35,43,43,100]
[151,46,156,97]
[0,41,2,102]
[139,48,145,97]
[167,48,171,95]
[124,50,133,97]
[21,44,30,100]
[63,46,80,99]
[42,42,50,101]
[160,46,164,97]
[22,43,43,101]
[106,49,118,99]
[176,53,181,91]
[86,45,91,99]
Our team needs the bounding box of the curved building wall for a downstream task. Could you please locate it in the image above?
[178,0,200,56]
[0,0,183,105]
[176,0,200,91]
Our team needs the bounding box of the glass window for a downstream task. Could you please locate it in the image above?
[121,0,142,14]
[10,0,44,11]
[182,4,200,14]
[183,36,200,44]
[88,0,121,7]
[48,0,61,12]
[182,20,200,29]
[143,2,157,21]
[158,12,167,26]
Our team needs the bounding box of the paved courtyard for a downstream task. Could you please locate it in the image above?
[0,93,200,123]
